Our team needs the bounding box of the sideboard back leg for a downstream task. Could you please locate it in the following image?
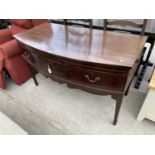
[29,66,39,86]
[32,75,38,86]
[113,95,123,125]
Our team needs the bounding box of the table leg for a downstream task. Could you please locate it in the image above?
[113,94,123,125]
[135,47,146,76]
[32,75,38,86]
[29,65,39,86]
[125,80,133,96]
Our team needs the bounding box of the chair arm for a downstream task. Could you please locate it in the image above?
[31,19,48,27]
[0,29,13,45]
[10,24,27,36]
[10,19,33,29]
[0,39,23,59]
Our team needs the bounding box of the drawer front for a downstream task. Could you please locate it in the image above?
[39,58,67,79]
[23,45,67,79]
[68,65,125,91]
[24,51,40,67]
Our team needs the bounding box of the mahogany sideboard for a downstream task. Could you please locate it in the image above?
[14,23,147,125]
[51,19,155,89]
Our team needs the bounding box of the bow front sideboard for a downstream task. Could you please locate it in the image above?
[14,23,147,125]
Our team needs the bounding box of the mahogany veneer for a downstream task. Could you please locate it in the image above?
[14,23,147,125]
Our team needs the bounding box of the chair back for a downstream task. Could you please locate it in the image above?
[64,19,93,29]
[104,19,148,35]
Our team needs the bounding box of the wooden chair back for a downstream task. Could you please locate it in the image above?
[104,19,148,35]
[64,19,93,29]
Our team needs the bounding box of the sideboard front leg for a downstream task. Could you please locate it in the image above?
[113,94,123,125]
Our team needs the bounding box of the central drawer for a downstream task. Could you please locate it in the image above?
[68,65,125,91]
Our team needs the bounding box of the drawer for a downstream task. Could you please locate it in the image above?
[68,66,125,91]
[38,57,67,79]
[23,51,40,67]
[23,49,67,79]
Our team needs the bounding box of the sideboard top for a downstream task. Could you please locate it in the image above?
[14,23,147,68]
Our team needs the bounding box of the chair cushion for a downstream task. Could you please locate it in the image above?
[5,55,31,85]
[10,25,28,35]
[0,29,13,45]
[0,39,23,59]
[31,19,48,27]
[10,19,33,29]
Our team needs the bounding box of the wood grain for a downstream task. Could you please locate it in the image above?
[14,23,147,125]
[14,23,147,68]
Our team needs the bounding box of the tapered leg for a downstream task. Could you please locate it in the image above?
[29,65,39,86]
[113,95,123,125]
[32,75,38,86]
[125,82,132,96]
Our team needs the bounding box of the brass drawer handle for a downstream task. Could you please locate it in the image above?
[47,64,53,74]
[85,74,101,83]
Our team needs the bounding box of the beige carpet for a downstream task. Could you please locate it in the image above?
[0,111,28,135]
[0,70,155,134]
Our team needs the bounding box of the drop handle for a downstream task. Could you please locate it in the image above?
[47,64,53,74]
[85,74,101,83]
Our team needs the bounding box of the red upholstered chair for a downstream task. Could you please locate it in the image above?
[0,52,5,89]
[0,28,31,88]
[31,19,48,27]
[10,19,33,35]
[10,19,48,35]
[0,28,13,44]
[0,28,13,89]
[0,19,48,89]
[0,39,31,85]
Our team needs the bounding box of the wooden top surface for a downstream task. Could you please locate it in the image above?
[150,69,155,89]
[14,23,147,68]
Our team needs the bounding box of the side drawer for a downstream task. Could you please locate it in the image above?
[23,45,67,79]
[68,65,125,91]
[23,51,40,67]
[39,58,67,79]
